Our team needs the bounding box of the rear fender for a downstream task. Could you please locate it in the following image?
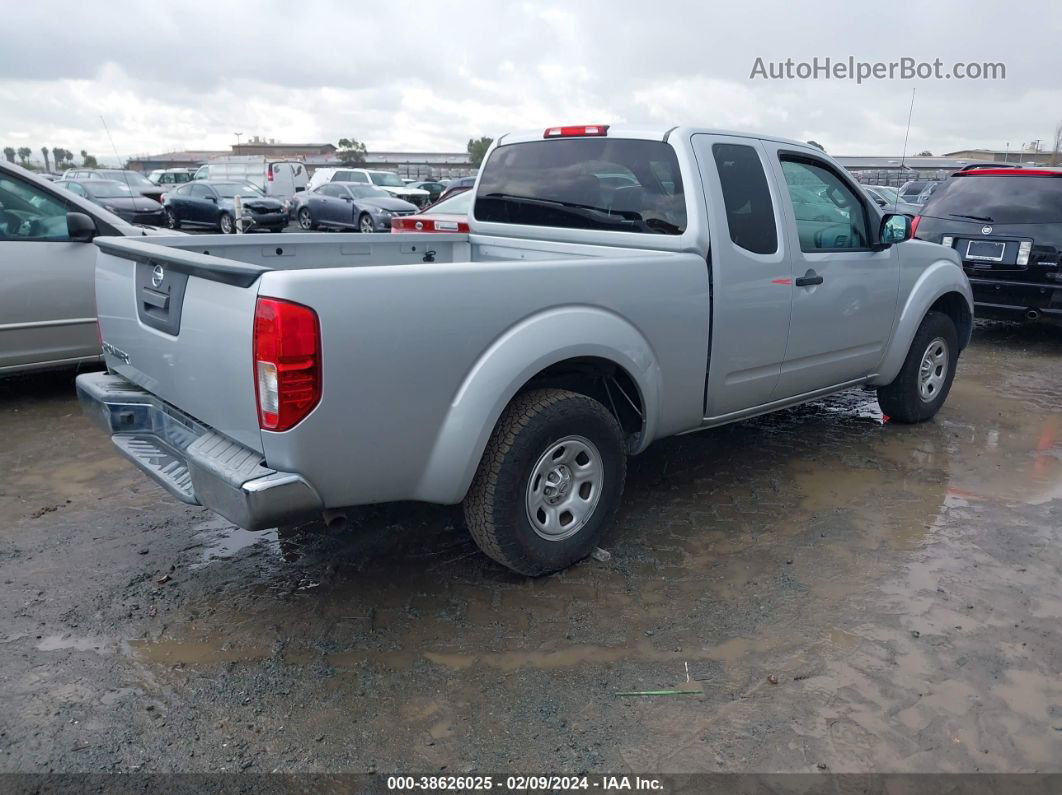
[414,306,661,504]
[870,259,973,386]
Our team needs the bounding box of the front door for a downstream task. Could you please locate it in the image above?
[767,149,899,398]
[0,172,99,370]
[693,134,793,417]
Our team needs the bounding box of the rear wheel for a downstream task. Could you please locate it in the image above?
[358,213,374,233]
[218,212,235,234]
[164,208,180,230]
[297,207,316,231]
[877,311,959,423]
[463,389,627,576]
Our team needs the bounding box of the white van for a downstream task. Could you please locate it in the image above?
[307,168,430,206]
[193,157,308,202]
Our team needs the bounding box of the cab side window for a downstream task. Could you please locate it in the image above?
[712,143,778,255]
[779,158,870,251]
[0,175,71,241]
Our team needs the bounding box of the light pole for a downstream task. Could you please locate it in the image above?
[234,132,243,156]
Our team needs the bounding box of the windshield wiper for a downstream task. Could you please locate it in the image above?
[483,192,612,214]
[949,213,994,222]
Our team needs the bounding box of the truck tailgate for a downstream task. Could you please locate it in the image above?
[93,237,265,453]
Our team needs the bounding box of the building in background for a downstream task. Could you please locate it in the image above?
[228,137,336,158]
[125,150,226,172]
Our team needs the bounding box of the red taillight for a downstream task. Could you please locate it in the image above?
[253,297,321,431]
[910,215,921,238]
[267,167,274,182]
[543,125,609,138]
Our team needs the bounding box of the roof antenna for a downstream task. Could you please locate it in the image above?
[895,88,917,207]
[101,115,139,215]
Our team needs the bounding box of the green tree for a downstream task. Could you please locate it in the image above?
[41,147,51,172]
[52,147,66,170]
[80,149,98,168]
[3,147,14,163]
[917,150,933,157]
[466,136,493,168]
[805,140,825,152]
[16,146,31,166]
[336,137,367,165]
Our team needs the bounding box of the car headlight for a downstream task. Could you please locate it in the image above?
[373,207,392,215]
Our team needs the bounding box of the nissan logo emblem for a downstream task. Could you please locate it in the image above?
[981,226,993,235]
[151,264,165,287]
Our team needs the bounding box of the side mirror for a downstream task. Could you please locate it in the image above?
[67,211,97,242]
[878,213,912,247]
[206,195,217,202]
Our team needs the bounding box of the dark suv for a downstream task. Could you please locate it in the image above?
[913,168,1062,326]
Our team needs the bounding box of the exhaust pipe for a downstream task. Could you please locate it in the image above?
[1026,309,1041,321]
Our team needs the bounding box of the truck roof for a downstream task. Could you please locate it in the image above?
[497,125,820,153]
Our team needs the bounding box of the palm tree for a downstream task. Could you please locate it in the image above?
[52,147,65,171]
[41,147,51,172]
[3,147,14,163]
[17,147,31,166]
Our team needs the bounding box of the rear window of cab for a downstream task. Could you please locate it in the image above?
[475,138,687,235]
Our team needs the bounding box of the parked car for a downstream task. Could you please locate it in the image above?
[307,168,429,206]
[863,185,900,208]
[162,180,287,233]
[913,167,1062,326]
[293,183,418,232]
[408,180,446,203]
[391,188,471,233]
[147,168,196,187]
[60,169,163,203]
[915,181,942,205]
[898,179,938,204]
[436,176,476,202]
[193,157,308,205]
[77,124,972,576]
[60,179,166,226]
[0,160,176,375]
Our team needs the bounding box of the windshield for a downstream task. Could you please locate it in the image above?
[368,171,406,187]
[426,189,472,215]
[475,138,686,235]
[85,181,136,198]
[348,186,390,198]
[872,186,899,203]
[213,182,265,198]
[97,170,154,188]
[923,176,1062,224]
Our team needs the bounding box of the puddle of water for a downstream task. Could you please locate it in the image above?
[190,517,280,569]
[36,634,116,655]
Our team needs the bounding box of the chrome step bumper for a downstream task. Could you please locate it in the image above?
[76,371,322,530]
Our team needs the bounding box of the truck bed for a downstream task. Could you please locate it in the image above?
[92,233,711,508]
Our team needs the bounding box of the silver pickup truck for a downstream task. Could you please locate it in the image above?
[77,125,973,575]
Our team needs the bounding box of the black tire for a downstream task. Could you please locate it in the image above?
[218,212,235,234]
[877,311,959,423]
[268,225,286,233]
[297,207,316,231]
[164,207,180,230]
[463,389,627,576]
[358,213,374,233]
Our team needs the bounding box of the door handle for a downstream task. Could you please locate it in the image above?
[795,270,824,287]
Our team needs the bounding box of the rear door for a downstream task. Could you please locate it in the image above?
[693,134,793,417]
[767,148,899,397]
[269,162,295,198]
[0,170,100,370]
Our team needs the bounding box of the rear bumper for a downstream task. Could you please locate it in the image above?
[75,372,321,530]
[969,276,1062,324]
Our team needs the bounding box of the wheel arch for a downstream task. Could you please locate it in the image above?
[413,306,661,504]
[871,261,974,386]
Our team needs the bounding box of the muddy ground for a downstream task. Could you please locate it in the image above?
[0,322,1059,775]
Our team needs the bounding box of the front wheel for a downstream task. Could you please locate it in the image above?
[218,212,235,234]
[358,213,375,233]
[877,310,959,423]
[463,389,627,576]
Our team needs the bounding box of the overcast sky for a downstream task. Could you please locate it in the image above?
[2,0,1060,166]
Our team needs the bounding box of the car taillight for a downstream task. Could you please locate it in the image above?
[253,297,321,431]
[544,125,609,138]
[267,167,274,182]
[910,215,921,238]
